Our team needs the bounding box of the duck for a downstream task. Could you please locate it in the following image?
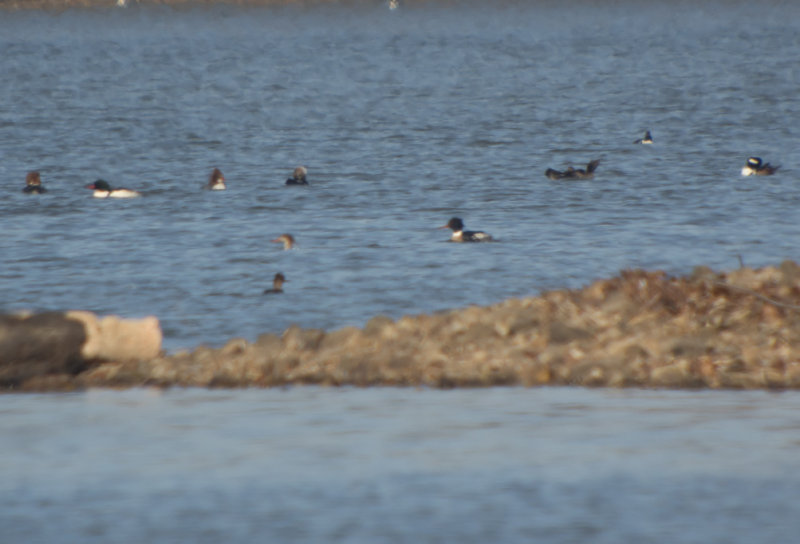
[23,171,47,194]
[206,168,226,190]
[741,157,779,176]
[545,159,601,180]
[85,179,141,198]
[439,217,493,242]
[263,273,286,294]
[285,166,309,186]
[271,233,295,250]
[634,130,653,144]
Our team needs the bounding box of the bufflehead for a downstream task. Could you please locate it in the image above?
[271,233,295,250]
[439,217,493,242]
[285,166,309,185]
[263,273,286,294]
[23,171,47,194]
[634,130,653,144]
[741,157,779,176]
[206,168,226,190]
[545,159,601,180]
[85,179,141,198]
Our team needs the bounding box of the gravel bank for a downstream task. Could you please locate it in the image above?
[7,262,800,392]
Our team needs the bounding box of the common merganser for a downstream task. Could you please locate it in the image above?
[85,179,141,198]
[634,130,653,144]
[545,159,601,180]
[285,166,309,186]
[263,272,286,294]
[271,233,295,250]
[741,157,779,176]
[206,168,226,190]
[23,171,47,194]
[439,217,493,242]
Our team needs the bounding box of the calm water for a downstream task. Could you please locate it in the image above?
[1,387,800,543]
[0,1,799,350]
[3,5,800,538]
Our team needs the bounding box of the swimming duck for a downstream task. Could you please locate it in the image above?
[85,179,141,198]
[741,157,779,176]
[206,168,226,190]
[634,130,653,144]
[271,233,295,250]
[439,217,493,242]
[545,159,601,180]
[23,171,47,194]
[263,272,286,294]
[285,166,309,186]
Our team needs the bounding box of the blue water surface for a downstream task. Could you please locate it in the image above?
[0,0,797,352]
[2,386,799,543]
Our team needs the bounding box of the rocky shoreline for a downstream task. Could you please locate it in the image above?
[4,262,800,392]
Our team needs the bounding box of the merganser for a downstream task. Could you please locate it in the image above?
[263,272,286,294]
[741,157,779,176]
[439,217,493,242]
[206,168,226,190]
[545,159,600,180]
[271,233,295,250]
[85,179,141,198]
[634,130,653,144]
[23,171,47,194]
[285,166,309,185]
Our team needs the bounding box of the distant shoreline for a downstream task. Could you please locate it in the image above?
[0,0,376,10]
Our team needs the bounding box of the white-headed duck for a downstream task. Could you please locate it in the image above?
[285,166,309,186]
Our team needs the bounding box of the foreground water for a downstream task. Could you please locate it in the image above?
[1,387,798,543]
[1,1,799,351]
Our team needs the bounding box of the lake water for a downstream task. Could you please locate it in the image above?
[2,387,800,543]
[1,0,799,351]
[2,4,800,540]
